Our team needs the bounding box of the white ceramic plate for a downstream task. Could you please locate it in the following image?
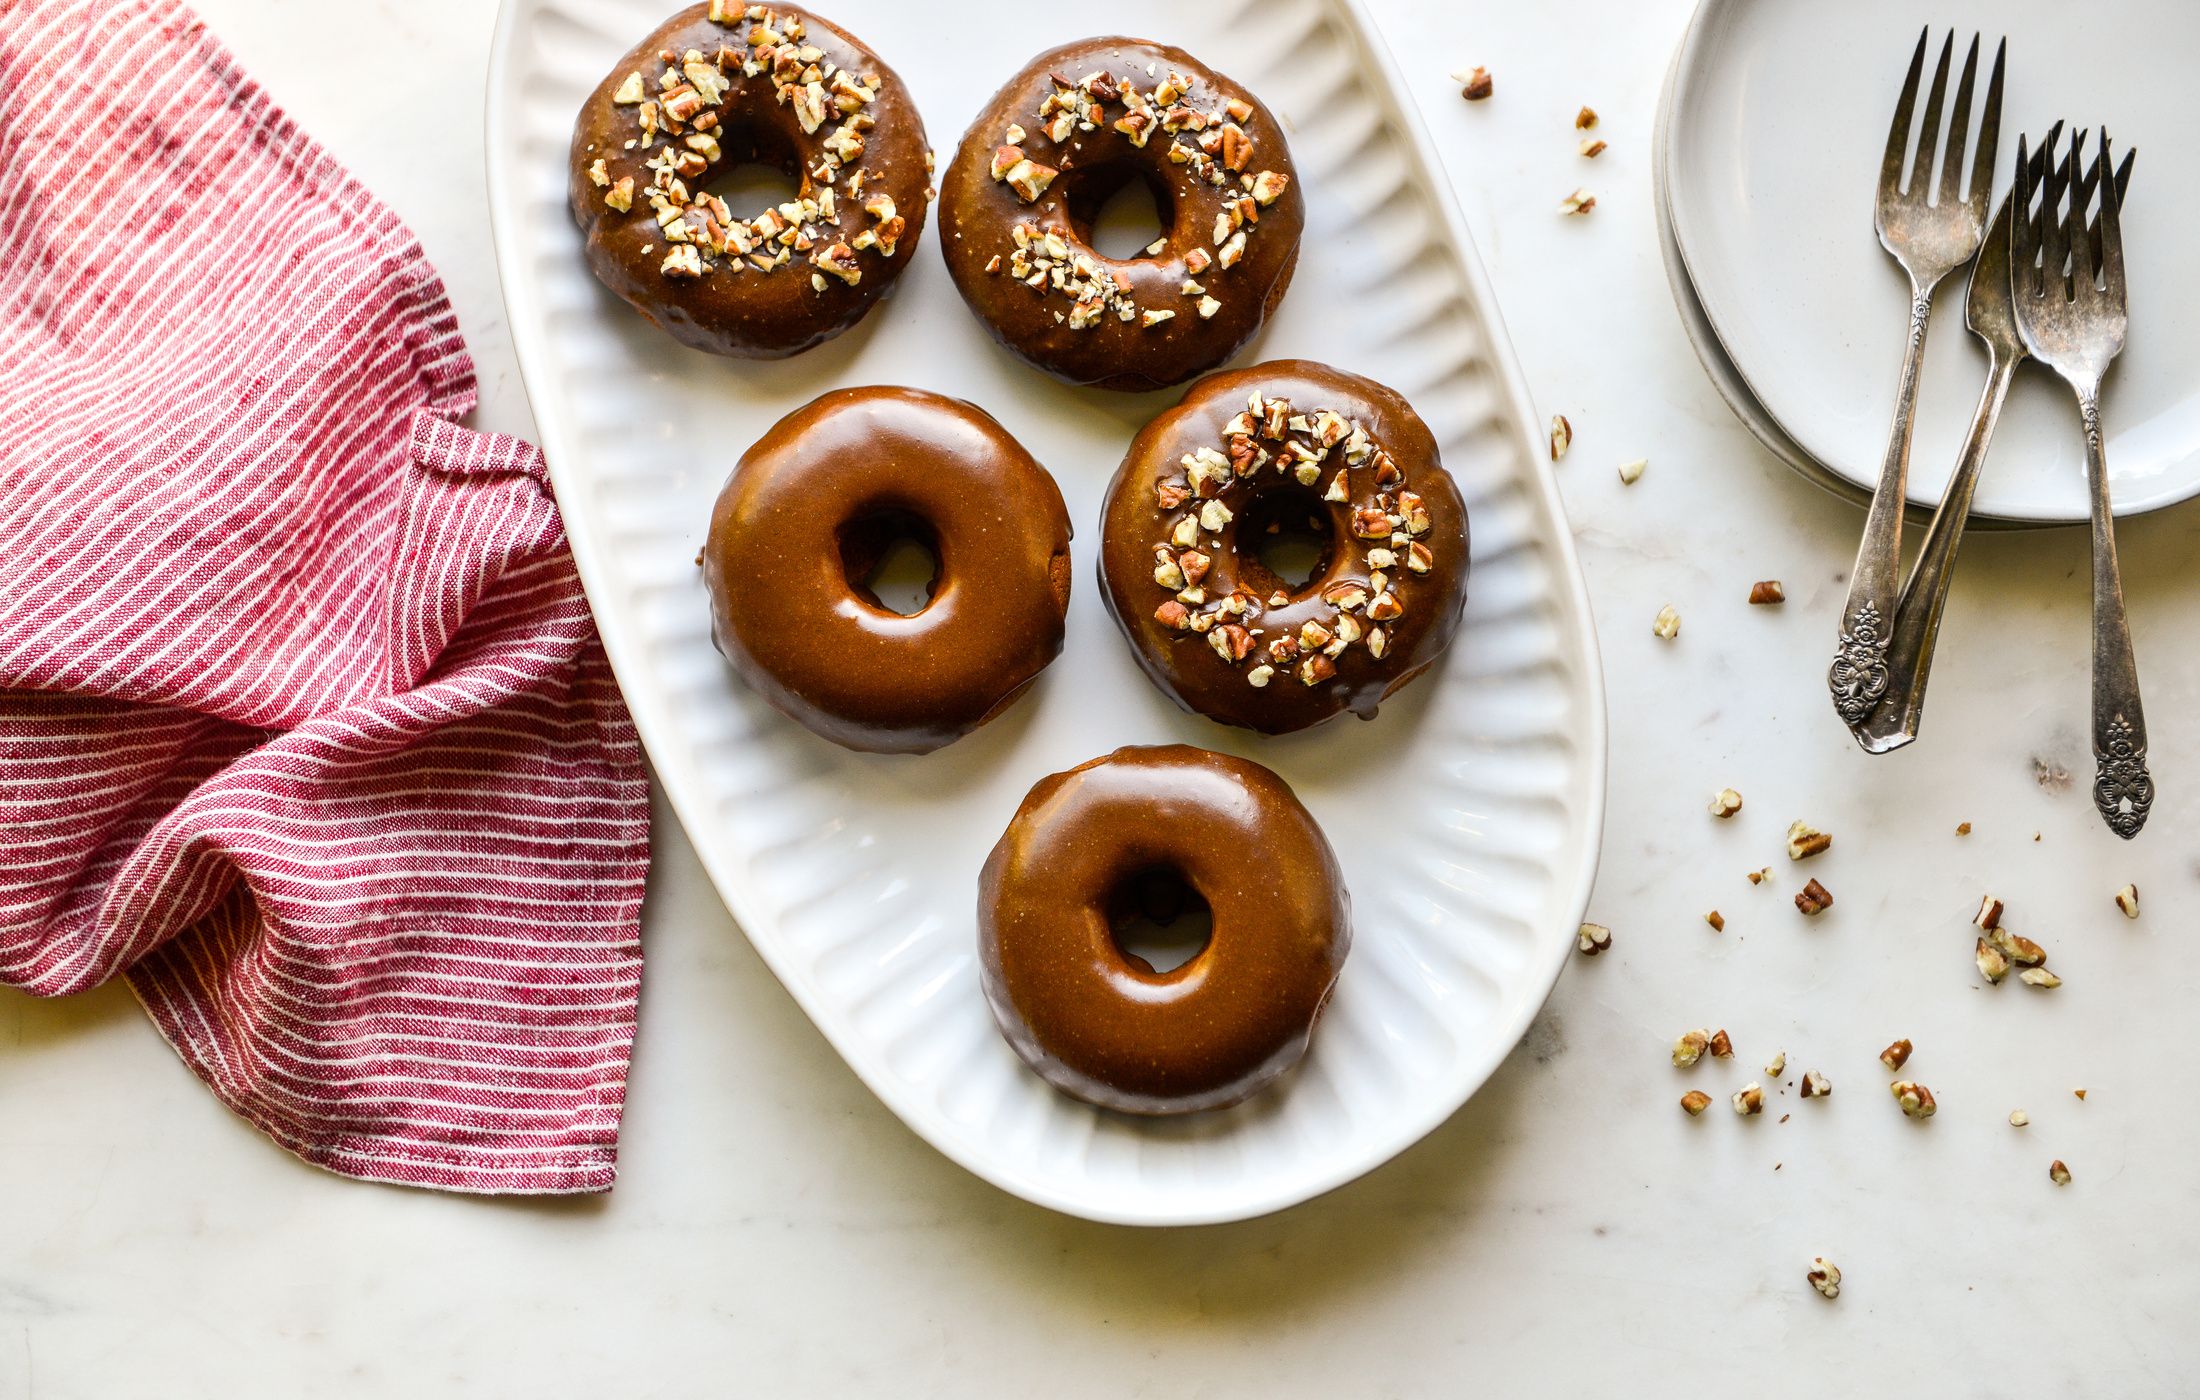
[1665,0,2200,524]
[486,0,1605,1224]
[1650,42,2038,532]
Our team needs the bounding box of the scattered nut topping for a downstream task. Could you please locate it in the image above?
[1575,922,1612,956]
[1549,415,1573,461]
[1709,788,1743,819]
[1559,188,1596,216]
[1652,604,1680,639]
[1880,1039,1913,1071]
[1578,137,1608,159]
[1765,1050,1786,1077]
[1732,1083,1765,1116]
[1786,821,1831,860]
[1973,894,2003,930]
[1460,65,1493,101]
[1705,910,1725,932]
[1986,927,2046,967]
[1748,580,1785,605]
[1975,936,2011,984]
[2049,1159,2072,1186]
[1806,1258,1841,1300]
[2009,1109,2029,1127]
[2074,1088,2087,1101]
[1891,1080,1937,1119]
[1801,1070,1831,1098]
[613,71,647,104]
[1147,395,1432,688]
[2115,883,2139,918]
[1574,105,1599,130]
[1708,1029,1734,1059]
[2019,967,2062,990]
[1617,457,1646,485]
[1681,1089,1713,1116]
[1794,878,1832,916]
[1956,821,1972,835]
[1747,867,1770,885]
[1672,1029,1710,1068]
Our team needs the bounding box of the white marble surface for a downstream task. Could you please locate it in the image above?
[5,1,2196,1393]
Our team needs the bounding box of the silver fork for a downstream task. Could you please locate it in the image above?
[2012,127,2152,838]
[1828,30,2003,729]
[1852,129,2134,753]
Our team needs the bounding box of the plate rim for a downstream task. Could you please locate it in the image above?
[483,0,1610,1225]
[1662,0,2193,526]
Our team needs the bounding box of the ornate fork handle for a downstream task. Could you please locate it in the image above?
[2079,391,2152,837]
[1831,285,1935,726]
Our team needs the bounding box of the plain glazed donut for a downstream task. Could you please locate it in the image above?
[937,38,1304,391]
[703,387,1072,753]
[978,745,1351,1115]
[568,3,931,358]
[1098,361,1470,733]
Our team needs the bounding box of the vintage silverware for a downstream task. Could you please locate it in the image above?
[1853,130,2134,754]
[2011,127,2152,838]
[1828,30,2003,730]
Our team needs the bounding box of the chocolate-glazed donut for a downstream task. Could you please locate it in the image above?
[938,39,1304,391]
[979,745,1350,1115]
[1099,361,1470,733]
[568,3,931,358]
[704,387,1072,753]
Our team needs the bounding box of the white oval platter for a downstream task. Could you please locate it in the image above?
[486,0,1606,1224]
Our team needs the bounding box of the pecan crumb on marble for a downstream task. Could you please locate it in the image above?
[1794,878,1832,915]
[1460,66,1493,101]
[1652,604,1680,639]
[2009,1109,2029,1127]
[1680,1090,1713,1116]
[1705,910,1725,932]
[1578,137,1608,158]
[1786,821,1831,860]
[1575,922,1612,956]
[1559,188,1597,216]
[1748,580,1785,605]
[1671,1029,1710,1068]
[1879,1039,1913,1071]
[2049,1159,2072,1186]
[1709,787,1743,819]
[1617,457,1646,485]
[1807,1258,1841,1299]
[1732,1083,1765,1116]
[1707,1029,1733,1059]
[1549,414,1572,461]
[1891,1080,1936,1119]
[1801,1070,1831,1099]
[2115,884,2140,918]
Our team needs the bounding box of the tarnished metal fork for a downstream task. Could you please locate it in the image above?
[1852,128,2134,753]
[1828,30,2004,729]
[2012,127,2153,838]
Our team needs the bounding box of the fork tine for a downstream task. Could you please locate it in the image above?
[2041,125,2074,298]
[1881,28,1930,196]
[2096,130,2127,305]
[2010,131,2037,296]
[1909,32,1955,198]
[1967,38,2006,218]
[2069,139,2100,299]
[1938,35,1980,205]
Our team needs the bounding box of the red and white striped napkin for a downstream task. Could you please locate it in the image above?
[0,0,650,1192]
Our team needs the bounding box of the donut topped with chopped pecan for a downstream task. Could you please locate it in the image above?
[1099,361,1469,733]
[938,38,1303,391]
[568,2,931,358]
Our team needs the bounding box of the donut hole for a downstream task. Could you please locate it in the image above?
[838,508,941,617]
[694,130,807,221]
[1236,487,1336,596]
[1105,866,1213,976]
[1063,163,1176,261]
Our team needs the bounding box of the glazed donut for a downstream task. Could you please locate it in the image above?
[938,38,1304,391]
[1098,361,1470,733]
[703,387,1072,753]
[568,3,931,358]
[978,745,1351,1114]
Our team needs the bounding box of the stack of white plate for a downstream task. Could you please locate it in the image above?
[1653,0,2200,527]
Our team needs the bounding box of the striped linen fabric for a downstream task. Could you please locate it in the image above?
[0,0,650,1192]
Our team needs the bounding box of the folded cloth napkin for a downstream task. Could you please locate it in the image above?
[0,0,649,1192]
